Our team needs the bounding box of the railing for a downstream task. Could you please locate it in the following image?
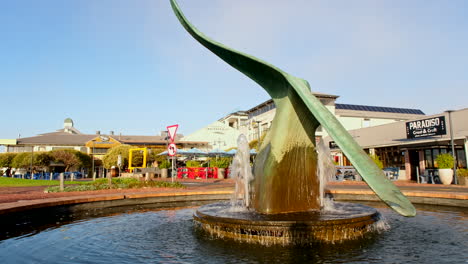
[7,171,84,180]
[335,166,361,181]
[177,167,229,179]
[419,169,441,184]
[383,167,400,181]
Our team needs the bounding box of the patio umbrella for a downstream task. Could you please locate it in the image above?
[158,150,169,156]
[208,148,229,157]
[158,149,190,156]
[250,149,257,156]
[184,148,208,157]
[226,149,237,156]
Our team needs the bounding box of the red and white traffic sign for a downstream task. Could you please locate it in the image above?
[167,124,179,142]
[168,143,177,156]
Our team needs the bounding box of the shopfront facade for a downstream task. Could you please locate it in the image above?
[326,108,468,182]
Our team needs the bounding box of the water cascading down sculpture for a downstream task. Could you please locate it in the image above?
[170,0,416,244]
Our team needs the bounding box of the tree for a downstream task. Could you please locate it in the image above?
[102,146,167,169]
[11,152,31,169]
[148,148,167,164]
[74,151,92,169]
[102,145,133,169]
[0,153,17,168]
[35,152,53,168]
[50,149,85,172]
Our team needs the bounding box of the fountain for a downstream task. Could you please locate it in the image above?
[170,0,416,245]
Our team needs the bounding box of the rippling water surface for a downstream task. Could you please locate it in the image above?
[0,202,466,264]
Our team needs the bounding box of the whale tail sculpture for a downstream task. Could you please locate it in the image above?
[170,0,416,217]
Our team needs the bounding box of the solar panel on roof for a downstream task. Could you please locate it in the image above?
[335,104,424,115]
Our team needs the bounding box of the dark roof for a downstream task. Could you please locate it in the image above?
[117,135,167,144]
[335,104,425,115]
[18,134,96,145]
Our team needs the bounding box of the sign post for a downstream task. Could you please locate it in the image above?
[166,125,179,182]
[117,154,122,177]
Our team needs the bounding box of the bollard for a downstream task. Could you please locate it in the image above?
[49,172,53,181]
[59,173,64,191]
[145,172,150,182]
[107,172,112,188]
[71,172,75,182]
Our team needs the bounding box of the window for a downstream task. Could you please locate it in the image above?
[425,150,433,168]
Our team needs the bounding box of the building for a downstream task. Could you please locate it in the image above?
[0,119,208,159]
[323,108,468,181]
[184,92,426,150]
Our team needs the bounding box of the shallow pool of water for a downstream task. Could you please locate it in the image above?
[0,202,466,263]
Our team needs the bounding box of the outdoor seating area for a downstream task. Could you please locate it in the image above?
[335,166,361,181]
[419,169,441,184]
[383,167,400,181]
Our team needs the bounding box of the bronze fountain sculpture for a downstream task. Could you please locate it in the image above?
[170,0,415,244]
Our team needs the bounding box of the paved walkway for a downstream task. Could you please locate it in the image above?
[0,179,466,214]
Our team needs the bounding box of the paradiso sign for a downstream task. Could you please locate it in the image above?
[406,116,447,139]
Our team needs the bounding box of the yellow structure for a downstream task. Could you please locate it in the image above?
[128,147,148,172]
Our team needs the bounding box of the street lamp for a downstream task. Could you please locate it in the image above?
[446,110,457,184]
[213,138,226,149]
[91,140,96,181]
[30,145,34,179]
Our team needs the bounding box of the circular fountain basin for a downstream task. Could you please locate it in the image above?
[194,202,381,245]
[0,201,466,263]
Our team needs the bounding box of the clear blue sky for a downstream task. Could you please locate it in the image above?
[1,0,467,141]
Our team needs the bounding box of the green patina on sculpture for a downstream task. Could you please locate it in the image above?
[170,0,416,217]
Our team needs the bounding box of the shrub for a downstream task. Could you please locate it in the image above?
[186,160,201,168]
[102,145,132,169]
[369,154,383,169]
[210,157,232,168]
[159,160,171,169]
[11,152,31,169]
[435,153,454,169]
[0,153,17,168]
[44,177,185,193]
[456,168,468,177]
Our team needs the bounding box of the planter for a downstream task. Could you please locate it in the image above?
[161,168,168,178]
[217,168,225,179]
[457,176,468,186]
[438,169,453,185]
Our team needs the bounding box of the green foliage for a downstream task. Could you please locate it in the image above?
[210,157,232,168]
[102,145,132,169]
[75,151,92,168]
[248,133,267,150]
[34,152,53,167]
[50,149,85,172]
[457,168,468,177]
[186,160,201,168]
[11,152,32,168]
[148,148,167,163]
[435,153,454,169]
[0,153,17,167]
[5,150,89,172]
[369,154,383,169]
[159,160,171,169]
[44,177,185,193]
